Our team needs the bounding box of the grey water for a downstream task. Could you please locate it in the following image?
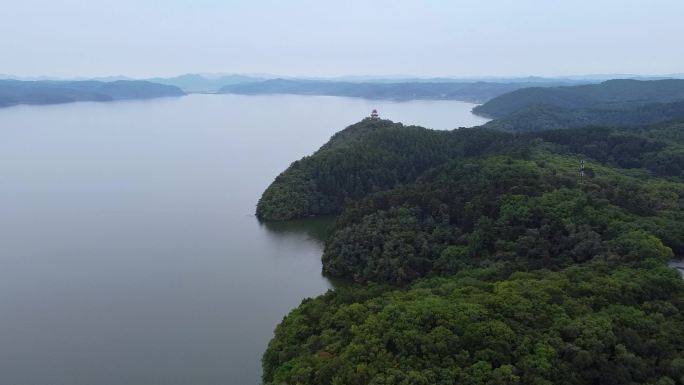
[0,94,489,385]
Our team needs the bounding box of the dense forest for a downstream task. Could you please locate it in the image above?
[220,79,581,103]
[265,262,684,385]
[474,79,684,118]
[483,101,684,132]
[256,119,684,221]
[256,120,510,220]
[0,79,185,108]
[258,115,684,384]
[473,79,684,132]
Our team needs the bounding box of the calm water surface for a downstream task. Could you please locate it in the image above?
[0,94,488,385]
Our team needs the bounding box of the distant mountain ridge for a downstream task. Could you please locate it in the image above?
[146,74,264,93]
[0,79,185,108]
[219,78,585,103]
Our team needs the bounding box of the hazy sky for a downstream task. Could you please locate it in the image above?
[2,0,683,78]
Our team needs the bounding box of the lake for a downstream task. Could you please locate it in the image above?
[0,94,489,385]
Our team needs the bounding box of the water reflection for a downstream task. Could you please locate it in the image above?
[259,216,336,244]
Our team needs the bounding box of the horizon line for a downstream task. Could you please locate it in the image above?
[2,71,684,82]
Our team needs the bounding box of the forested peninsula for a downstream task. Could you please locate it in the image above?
[0,79,185,108]
[475,79,684,132]
[257,114,684,384]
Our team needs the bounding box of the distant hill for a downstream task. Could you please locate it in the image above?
[483,100,684,132]
[0,79,185,108]
[474,79,684,118]
[146,74,264,93]
[220,78,583,103]
[472,79,684,132]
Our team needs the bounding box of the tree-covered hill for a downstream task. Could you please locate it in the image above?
[0,79,185,108]
[265,262,684,385]
[257,119,684,222]
[482,101,684,132]
[471,79,684,132]
[474,79,684,118]
[323,150,684,284]
[255,119,509,221]
[258,118,684,385]
[531,122,684,178]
